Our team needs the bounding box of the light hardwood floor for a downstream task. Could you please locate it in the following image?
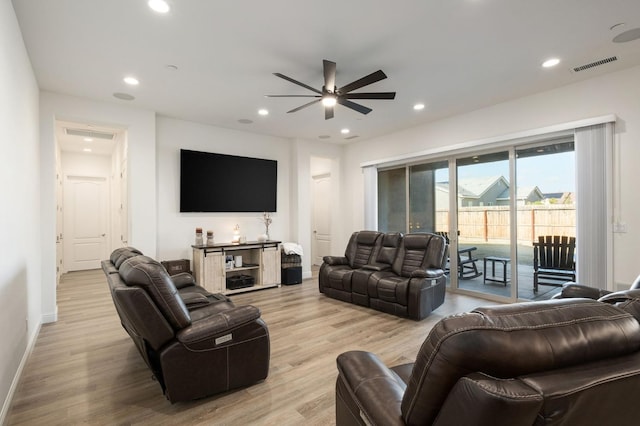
[6,269,491,425]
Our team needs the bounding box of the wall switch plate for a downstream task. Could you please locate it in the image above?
[613,222,628,233]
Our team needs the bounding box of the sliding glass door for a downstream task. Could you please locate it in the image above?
[515,140,576,300]
[455,152,511,298]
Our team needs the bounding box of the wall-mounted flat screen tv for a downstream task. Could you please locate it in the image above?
[180,149,277,212]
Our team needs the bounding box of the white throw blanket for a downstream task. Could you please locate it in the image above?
[282,242,303,256]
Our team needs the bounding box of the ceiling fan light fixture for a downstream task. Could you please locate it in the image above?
[322,95,337,107]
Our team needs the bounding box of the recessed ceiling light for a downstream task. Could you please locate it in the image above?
[83,137,93,142]
[413,103,425,111]
[341,128,350,134]
[258,109,269,116]
[123,76,139,85]
[148,0,170,13]
[542,58,560,68]
[83,148,92,153]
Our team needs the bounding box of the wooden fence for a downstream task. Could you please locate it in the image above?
[436,205,575,245]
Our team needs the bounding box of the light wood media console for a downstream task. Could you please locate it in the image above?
[192,240,281,295]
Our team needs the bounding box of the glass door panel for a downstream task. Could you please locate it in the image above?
[378,168,406,233]
[455,152,510,298]
[409,161,448,233]
[515,141,576,300]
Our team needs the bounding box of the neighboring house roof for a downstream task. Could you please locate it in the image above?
[497,185,544,201]
[437,176,507,199]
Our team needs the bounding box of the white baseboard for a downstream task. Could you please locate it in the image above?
[0,321,42,425]
[303,270,313,279]
[42,306,58,324]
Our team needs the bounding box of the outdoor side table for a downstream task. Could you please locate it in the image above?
[483,256,510,286]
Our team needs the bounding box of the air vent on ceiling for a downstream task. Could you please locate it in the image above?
[344,135,359,140]
[65,128,115,140]
[571,56,618,73]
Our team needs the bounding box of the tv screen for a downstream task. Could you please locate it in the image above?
[180,149,277,212]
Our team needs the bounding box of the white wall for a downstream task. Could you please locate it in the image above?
[0,1,41,421]
[343,65,640,287]
[155,117,293,262]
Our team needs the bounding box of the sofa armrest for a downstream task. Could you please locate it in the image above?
[180,291,211,309]
[176,305,262,345]
[553,283,610,300]
[362,262,391,272]
[323,256,349,266]
[171,272,196,289]
[411,268,445,279]
[336,351,406,426]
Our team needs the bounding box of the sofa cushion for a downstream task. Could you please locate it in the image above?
[392,234,445,277]
[119,255,192,330]
[111,246,143,267]
[345,231,382,269]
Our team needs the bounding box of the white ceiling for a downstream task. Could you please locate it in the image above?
[12,0,640,144]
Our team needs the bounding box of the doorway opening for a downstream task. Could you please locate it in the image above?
[55,120,128,278]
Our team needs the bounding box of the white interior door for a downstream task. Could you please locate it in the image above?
[312,174,331,265]
[63,175,109,271]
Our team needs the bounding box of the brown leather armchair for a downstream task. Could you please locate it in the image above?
[102,249,270,403]
[336,298,640,425]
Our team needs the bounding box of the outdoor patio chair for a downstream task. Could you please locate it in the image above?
[435,231,482,280]
[533,235,576,292]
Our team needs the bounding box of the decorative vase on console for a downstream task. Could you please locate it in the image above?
[258,212,272,242]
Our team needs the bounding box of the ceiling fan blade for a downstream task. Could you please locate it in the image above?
[338,70,387,94]
[287,99,321,113]
[274,73,322,95]
[325,105,334,120]
[337,98,372,115]
[265,95,321,98]
[344,92,396,100]
[323,60,336,92]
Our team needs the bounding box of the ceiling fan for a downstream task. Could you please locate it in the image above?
[266,59,396,120]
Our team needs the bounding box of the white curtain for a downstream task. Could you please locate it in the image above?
[574,122,614,289]
[363,166,378,230]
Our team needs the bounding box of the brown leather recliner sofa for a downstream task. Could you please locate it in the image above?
[102,247,270,403]
[319,231,447,320]
[336,297,640,425]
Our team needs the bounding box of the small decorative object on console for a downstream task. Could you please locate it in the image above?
[232,224,241,243]
[195,227,203,245]
[260,212,272,240]
[206,230,214,245]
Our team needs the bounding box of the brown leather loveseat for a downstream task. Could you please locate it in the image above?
[102,247,270,403]
[319,231,447,320]
[335,297,640,425]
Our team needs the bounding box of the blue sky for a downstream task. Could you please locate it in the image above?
[436,151,575,193]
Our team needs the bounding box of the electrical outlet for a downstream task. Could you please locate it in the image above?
[613,222,628,233]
